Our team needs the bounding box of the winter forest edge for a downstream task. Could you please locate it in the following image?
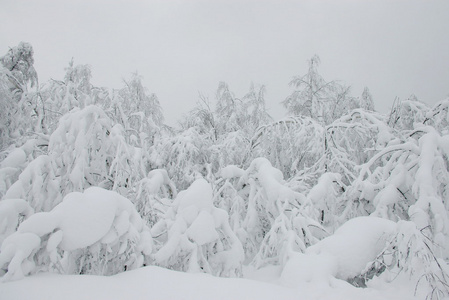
[1,42,449,299]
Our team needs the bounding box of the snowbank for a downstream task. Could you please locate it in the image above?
[0,265,418,300]
[304,217,396,280]
[280,217,397,286]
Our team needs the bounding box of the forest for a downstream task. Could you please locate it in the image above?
[1,42,449,299]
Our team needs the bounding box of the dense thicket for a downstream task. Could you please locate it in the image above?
[1,43,448,299]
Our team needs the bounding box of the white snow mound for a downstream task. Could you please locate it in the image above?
[306,217,396,280]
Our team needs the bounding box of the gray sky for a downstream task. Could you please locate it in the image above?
[1,0,449,126]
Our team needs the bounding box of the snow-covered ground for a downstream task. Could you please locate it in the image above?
[0,265,417,300]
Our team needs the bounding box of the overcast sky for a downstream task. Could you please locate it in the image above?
[1,0,449,126]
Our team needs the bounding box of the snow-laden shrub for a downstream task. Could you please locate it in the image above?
[0,199,33,245]
[307,217,396,281]
[280,217,396,286]
[49,105,116,191]
[344,127,449,256]
[388,97,430,132]
[215,158,325,267]
[361,221,449,299]
[251,208,325,269]
[213,165,247,238]
[0,138,45,199]
[239,158,301,260]
[307,172,345,227]
[134,169,177,227]
[0,187,152,281]
[324,109,396,184]
[2,155,59,212]
[425,99,449,135]
[106,123,147,196]
[151,178,244,277]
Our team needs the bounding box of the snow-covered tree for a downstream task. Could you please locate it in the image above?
[306,172,344,227]
[151,127,211,190]
[180,83,272,176]
[0,138,47,199]
[241,83,272,135]
[0,69,15,150]
[0,42,37,92]
[343,125,449,256]
[109,73,164,148]
[251,116,324,179]
[361,221,449,299]
[214,158,325,268]
[360,87,375,111]
[134,169,177,227]
[209,130,251,173]
[0,188,152,280]
[282,55,359,125]
[40,60,108,133]
[424,98,449,135]
[388,96,430,131]
[213,165,247,238]
[324,109,396,184]
[0,42,40,150]
[180,94,218,139]
[2,41,449,297]
[2,105,140,211]
[214,82,247,135]
[0,198,33,245]
[151,178,244,277]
